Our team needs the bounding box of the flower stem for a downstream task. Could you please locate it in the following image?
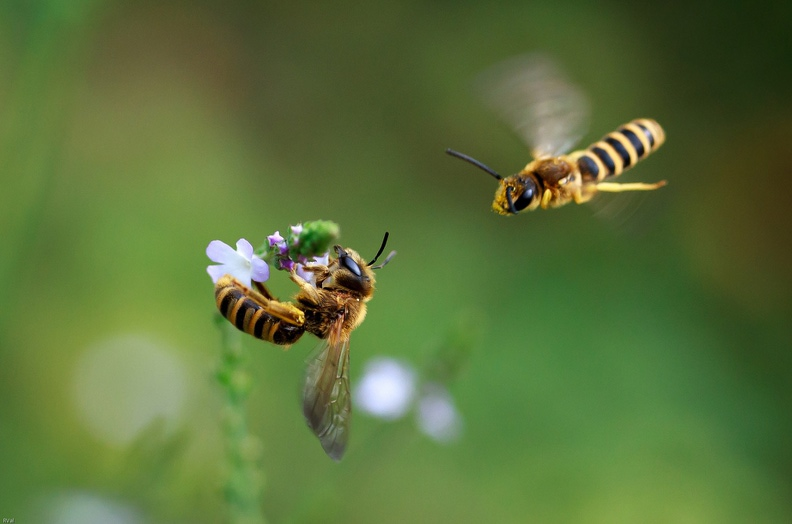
[215,314,267,524]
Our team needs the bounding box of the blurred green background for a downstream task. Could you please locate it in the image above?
[1,1,791,522]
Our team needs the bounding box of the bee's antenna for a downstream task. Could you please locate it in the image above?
[367,232,390,267]
[446,148,502,180]
[370,250,396,270]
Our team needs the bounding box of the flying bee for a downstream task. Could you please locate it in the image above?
[214,233,396,461]
[446,54,667,215]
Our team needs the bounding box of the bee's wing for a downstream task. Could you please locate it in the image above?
[477,53,589,159]
[302,318,352,461]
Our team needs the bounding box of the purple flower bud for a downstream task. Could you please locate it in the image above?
[267,231,285,247]
[278,258,295,272]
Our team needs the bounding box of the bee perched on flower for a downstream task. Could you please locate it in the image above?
[207,221,395,460]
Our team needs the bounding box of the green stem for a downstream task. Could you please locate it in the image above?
[215,315,267,524]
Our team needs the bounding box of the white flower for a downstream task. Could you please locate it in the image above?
[354,357,417,420]
[416,382,462,442]
[356,356,464,444]
[295,253,330,287]
[206,238,269,287]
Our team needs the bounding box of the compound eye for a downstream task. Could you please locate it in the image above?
[513,180,537,211]
[341,255,362,277]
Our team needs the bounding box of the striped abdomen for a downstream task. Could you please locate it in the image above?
[214,276,305,346]
[573,118,665,182]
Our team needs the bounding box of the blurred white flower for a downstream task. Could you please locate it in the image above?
[72,334,188,447]
[38,490,144,524]
[206,238,269,287]
[354,357,417,420]
[416,382,462,442]
[356,356,464,444]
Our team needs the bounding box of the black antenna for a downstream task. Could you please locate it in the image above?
[446,148,502,180]
[367,232,390,267]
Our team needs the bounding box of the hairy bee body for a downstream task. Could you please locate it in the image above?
[297,288,367,340]
[212,237,395,461]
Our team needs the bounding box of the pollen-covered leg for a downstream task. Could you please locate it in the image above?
[595,180,667,193]
[216,275,305,326]
[260,300,306,326]
[540,189,553,208]
[572,188,597,204]
[299,264,332,287]
[289,270,322,305]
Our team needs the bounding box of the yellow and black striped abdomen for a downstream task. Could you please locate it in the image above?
[214,275,305,346]
[573,118,665,182]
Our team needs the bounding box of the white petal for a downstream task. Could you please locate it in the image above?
[250,256,270,282]
[295,264,315,286]
[206,240,237,264]
[224,258,253,287]
[235,238,254,260]
[206,265,228,284]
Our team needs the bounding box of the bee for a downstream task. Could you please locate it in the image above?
[446,54,667,214]
[214,233,396,461]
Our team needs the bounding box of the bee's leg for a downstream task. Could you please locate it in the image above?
[289,270,322,306]
[242,293,306,344]
[299,264,332,287]
[595,181,667,192]
[260,299,305,326]
[226,277,304,326]
[573,187,597,204]
[540,189,553,208]
[253,281,277,301]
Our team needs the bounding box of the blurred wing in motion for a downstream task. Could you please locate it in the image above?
[477,53,589,159]
[302,319,352,461]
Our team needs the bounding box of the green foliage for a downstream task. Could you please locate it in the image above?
[258,220,341,271]
[290,220,341,259]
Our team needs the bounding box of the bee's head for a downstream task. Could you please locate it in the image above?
[493,175,540,215]
[445,148,540,215]
[331,246,374,295]
[329,233,396,298]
